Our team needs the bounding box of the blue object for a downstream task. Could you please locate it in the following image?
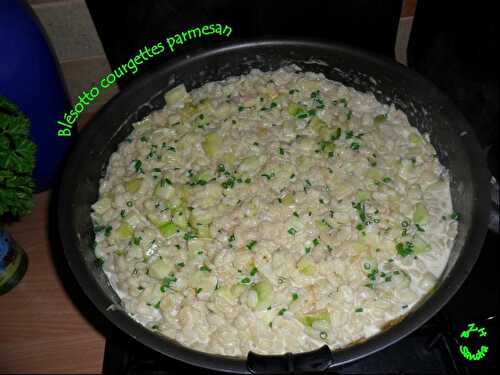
[0,0,74,191]
[0,229,9,271]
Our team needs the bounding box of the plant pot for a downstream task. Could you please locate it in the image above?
[0,227,28,295]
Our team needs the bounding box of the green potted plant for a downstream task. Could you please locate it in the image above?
[0,95,36,294]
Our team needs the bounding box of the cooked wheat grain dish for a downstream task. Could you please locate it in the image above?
[92,68,458,356]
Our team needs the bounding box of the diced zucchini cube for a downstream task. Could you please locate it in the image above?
[281,193,296,206]
[297,256,316,275]
[149,259,174,279]
[373,114,387,125]
[202,132,222,158]
[414,236,431,254]
[195,170,215,184]
[93,197,112,214]
[231,284,247,298]
[409,133,423,145]
[300,309,331,328]
[239,155,264,173]
[413,202,430,225]
[310,116,327,133]
[147,213,162,227]
[117,222,134,238]
[356,191,371,202]
[164,84,188,107]
[216,286,235,303]
[189,207,214,225]
[180,103,198,121]
[158,221,177,238]
[315,219,331,233]
[195,223,212,238]
[171,207,188,229]
[287,102,305,117]
[366,168,383,181]
[154,182,175,201]
[253,279,274,310]
[126,178,143,193]
[223,153,237,167]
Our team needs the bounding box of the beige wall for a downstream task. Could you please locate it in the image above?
[28,0,119,111]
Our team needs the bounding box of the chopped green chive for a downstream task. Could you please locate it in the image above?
[104,225,113,237]
[246,240,257,251]
[95,257,104,267]
[183,232,197,241]
[261,172,275,180]
[160,276,177,292]
[199,265,211,272]
[396,241,414,257]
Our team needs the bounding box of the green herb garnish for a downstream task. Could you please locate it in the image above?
[160,276,177,292]
[396,241,414,257]
[199,265,211,272]
[246,240,257,251]
[261,172,275,180]
[0,96,36,217]
[132,159,143,173]
[183,232,197,241]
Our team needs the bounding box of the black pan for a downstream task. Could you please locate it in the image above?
[58,39,491,373]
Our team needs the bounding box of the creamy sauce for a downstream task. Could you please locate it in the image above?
[91,67,457,355]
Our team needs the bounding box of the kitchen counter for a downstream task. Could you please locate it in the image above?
[0,115,105,374]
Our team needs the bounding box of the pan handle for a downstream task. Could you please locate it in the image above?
[247,345,333,374]
[488,175,499,234]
